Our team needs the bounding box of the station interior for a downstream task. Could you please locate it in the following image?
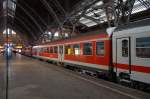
[0,0,150,99]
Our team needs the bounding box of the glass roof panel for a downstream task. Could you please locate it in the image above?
[80,17,98,27]
[132,0,148,14]
[85,21,97,27]
[80,17,92,24]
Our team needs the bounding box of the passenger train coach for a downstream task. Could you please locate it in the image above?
[30,19,150,88]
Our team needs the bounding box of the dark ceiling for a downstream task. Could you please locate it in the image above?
[12,0,81,44]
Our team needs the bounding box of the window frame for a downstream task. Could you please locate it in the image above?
[122,39,129,57]
[95,41,105,57]
[135,37,150,59]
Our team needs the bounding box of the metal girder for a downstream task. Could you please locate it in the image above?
[15,15,40,38]
[52,0,66,17]
[39,0,79,41]
[138,0,150,8]
[83,15,100,24]
[16,2,45,35]
[69,0,101,24]
[20,0,47,27]
[40,0,62,27]
[113,0,136,26]
[14,16,36,40]
[70,0,101,16]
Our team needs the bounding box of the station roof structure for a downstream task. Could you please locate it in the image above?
[0,0,150,45]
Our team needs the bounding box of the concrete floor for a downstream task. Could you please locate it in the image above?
[0,53,149,99]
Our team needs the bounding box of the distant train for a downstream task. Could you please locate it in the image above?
[23,19,150,88]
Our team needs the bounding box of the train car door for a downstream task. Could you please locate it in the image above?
[116,37,131,77]
[58,45,64,62]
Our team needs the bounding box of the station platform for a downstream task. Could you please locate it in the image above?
[0,53,149,99]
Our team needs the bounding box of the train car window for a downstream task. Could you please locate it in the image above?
[49,47,53,53]
[65,45,74,55]
[96,42,105,56]
[83,43,92,55]
[47,48,49,53]
[65,45,70,54]
[47,48,50,53]
[122,40,128,57]
[39,48,42,52]
[43,48,45,52]
[73,44,80,55]
[136,37,150,58]
[39,48,41,52]
[54,46,58,53]
[42,48,44,52]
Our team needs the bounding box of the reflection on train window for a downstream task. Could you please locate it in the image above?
[54,46,58,53]
[65,45,74,55]
[73,44,80,55]
[136,37,150,58]
[122,40,128,57]
[96,42,105,56]
[83,43,92,55]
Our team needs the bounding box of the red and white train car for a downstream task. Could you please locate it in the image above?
[113,19,150,85]
[32,32,112,72]
[32,19,150,86]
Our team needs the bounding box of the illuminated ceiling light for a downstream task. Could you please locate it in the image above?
[54,32,59,37]
[79,17,86,21]
[86,12,94,16]
[48,32,51,35]
[65,33,69,37]
[95,1,103,6]
[3,28,17,35]
[12,30,16,34]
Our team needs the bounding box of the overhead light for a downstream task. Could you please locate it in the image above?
[3,28,16,35]
[48,32,52,35]
[54,32,59,37]
[95,1,103,6]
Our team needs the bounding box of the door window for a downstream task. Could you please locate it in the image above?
[122,40,128,57]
